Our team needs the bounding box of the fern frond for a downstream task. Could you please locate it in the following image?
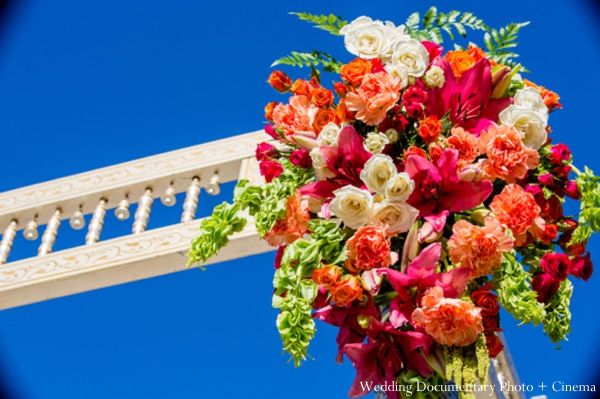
[405,7,487,44]
[484,22,530,70]
[271,51,343,74]
[290,12,348,35]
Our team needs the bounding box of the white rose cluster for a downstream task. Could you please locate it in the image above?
[340,16,430,83]
[330,154,418,234]
[499,87,549,150]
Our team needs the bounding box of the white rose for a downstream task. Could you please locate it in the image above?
[384,63,409,89]
[360,154,397,195]
[499,105,548,150]
[329,186,374,229]
[363,132,390,154]
[310,147,334,180]
[380,21,409,62]
[424,65,445,88]
[317,122,340,147]
[385,172,414,201]
[514,87,549,122]
[340,16,392,59]
[369,200,419,235]
[384,128,399,144]
[391,38,429,77]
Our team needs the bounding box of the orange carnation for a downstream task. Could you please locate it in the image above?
[345,72,401,126]
[331,276,363,307]
[418,115,443,145]
[444,50,475,79]
[524,79,562,112]
[309,87,334,107]
[346,225,397,271]
[490,184,545,246]
[412,286,483,347]
[448,217,514,279]
[478,124,540,183]
[272,95,311,137]
[341,58,372,86]
[311,108,340,133]
[264,191,310,246]
[312,266,341,290]
[445,127,479,170]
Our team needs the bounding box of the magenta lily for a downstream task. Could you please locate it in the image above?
[344,319,434,398]
[425,57,512,135]
[300,125,372,201]
[377,242,470,328]
[405,148,493,219]
[313,295,379,363]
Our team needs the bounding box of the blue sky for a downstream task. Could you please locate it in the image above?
[0,1,599,398]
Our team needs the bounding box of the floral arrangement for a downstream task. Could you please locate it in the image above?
[188,8,599,399]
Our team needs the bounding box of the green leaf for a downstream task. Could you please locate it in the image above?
[405,9,486,44]
[272,50,343,74]
[290,12,347,36]
[484,22,530,70]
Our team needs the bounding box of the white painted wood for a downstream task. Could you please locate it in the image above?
[0,131,269,229]
[0,218,271,309]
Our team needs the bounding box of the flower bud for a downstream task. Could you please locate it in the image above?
[333,82,348,98]
[361,269,383,295]
[292,131,318,151]
[471,209,491,224]
[418,221,443,243]
[490,66,511,99]
[357,315,372,330]
[268,70,292,93]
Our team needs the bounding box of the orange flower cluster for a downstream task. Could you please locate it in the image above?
[264,192,310,246]
[412,286,484,347]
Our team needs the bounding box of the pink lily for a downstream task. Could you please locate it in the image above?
[377,242,470,328]
[405,148,493,219]
[344,319,434,398]
[300,125,372,201]
[313,295,379,363]
[424,57,512,135]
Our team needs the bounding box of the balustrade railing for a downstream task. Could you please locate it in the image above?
[0,131,272,309]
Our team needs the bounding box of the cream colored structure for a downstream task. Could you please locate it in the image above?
[0,131,523,399]
[0,131,272,309]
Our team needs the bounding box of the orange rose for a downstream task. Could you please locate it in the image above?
[333,82,348,98]
[340,58,372,86]
[309,88,334,107]
[418,115,443,144]
[444,50,475,79]
[331,276,363,306]
[264,101,277,122]
[312,266,341,290]
[290,79,311,96]
[268,70,292,93]
[403,146,427,163]
[428,142,444,164]
[312,108,340,133]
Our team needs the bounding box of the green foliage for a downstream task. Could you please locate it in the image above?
[483,22,530,71]
[290,12,348,36]
[405,7,487,44]
[543,279,573,345]
[493,253,546,326]
[272,219,346,366]
[444,339,488,399]
[274,295,316,367]
[187,201,246,267]
[271,50,343,74]
[571,165,600,245]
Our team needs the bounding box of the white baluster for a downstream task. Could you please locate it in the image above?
[181,177,201,224]
[132,189,153,234]
[0,220,18,264]
[38,209,62,256]
[115,197,131,221]
[86,198,107,244]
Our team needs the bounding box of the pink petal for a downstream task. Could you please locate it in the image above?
[406,242,442,280]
